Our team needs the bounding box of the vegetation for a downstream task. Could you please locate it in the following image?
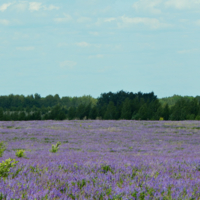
[15,149,26,158]
[159,94,199,108]
[0,158,18,178]
[0,141,6,157]
[50,142,61,153]
[0,91,200,121]
[1,120,200,198]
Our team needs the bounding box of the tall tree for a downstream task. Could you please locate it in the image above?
[0,108,3,120]
[162,104,170,120]
[104,101,117,120]
[121,98,132,119]
[67,107,76,120]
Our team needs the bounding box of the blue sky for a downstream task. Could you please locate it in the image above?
[0,0,200,98]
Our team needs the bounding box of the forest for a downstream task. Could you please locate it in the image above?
[0,91,200,121]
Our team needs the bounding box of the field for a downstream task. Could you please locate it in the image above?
[1,120,200,199]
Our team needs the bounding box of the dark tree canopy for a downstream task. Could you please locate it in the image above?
[0,91,200,121]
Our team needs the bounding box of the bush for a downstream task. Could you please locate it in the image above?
[101,165,114,174]
[0,158,18,178]
[195,115,200,120]
[15,149,26,158]
[0,141,6,157]
[50,141,61,153]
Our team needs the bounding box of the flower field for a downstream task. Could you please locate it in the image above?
[1,120,200,199]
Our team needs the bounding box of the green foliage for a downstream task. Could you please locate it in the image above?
[68,194,75,200]
[50,141,61,153]
[131,187,156,200]
[169,98,199,120]
[162,104,170,120]
[67,107,77,120]
[89,106,98,119]
[121,98,132,119]
[0,141,6,157]
[29,165,42,174]
[137,103,149,120]
[15,149,26,158]
[0,158,18,178]
[0,193,5,200]
[44,105,66,120]
[0,91,200,121]
[104,101,117,120]
[195,115,200,120]
[0,108,3,120]
[131,167,141,179]
[101,165,114,174]
[76,103,91,120]
[77,179,86,190]
[109,195,123,200]
[159,95,194,108]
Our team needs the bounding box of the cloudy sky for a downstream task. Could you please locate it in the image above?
[0,0,200,98]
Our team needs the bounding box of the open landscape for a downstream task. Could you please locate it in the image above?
[1,0,200,199]
[1,120,200,199]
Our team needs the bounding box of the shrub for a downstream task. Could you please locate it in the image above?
[15,149,26,158]
[101,165,114,174]
[50,141,61,153]
[0,158,18,178]
[77,179,86,190]
[195,115,200,120]
[0,141,6,157]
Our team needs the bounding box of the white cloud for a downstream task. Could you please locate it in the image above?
[0,19,10,25]
[177,49,199,54]
[119,16,170,29]
[16,46,35,51]
[14,2,28,11]
[57,43,68,47]
[29,2,42,11]
[76,42,90,47]
[44,5,59,11]
[77,17,91,23]
[133,0,200,13]
[54,14,72,23]
[95,16,170,29]
[104,18,116,22]
[13,2,59,12]
[60,60,77,69]
[89,54,104,59]
[0,3,12,12]
[133,0,162,14]
[95,17,117,26]
[196,19,200,26]
[97,66,113,73]
[89,32,99,36]
[165,0,200,10]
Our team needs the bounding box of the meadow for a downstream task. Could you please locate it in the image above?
[0,120,200,199]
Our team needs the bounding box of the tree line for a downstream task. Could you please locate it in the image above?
[0,94,97,110]
[0,91,200,121]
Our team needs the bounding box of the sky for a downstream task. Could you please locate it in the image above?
[0,0,200,98]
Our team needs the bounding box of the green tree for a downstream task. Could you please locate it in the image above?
[121,98,132,119]
[162,104,170,120]
[137,103,149,120]
[169,99,188,120]
[76,104,87,119]
[89,106,98,119]
[68,107,76,120]
[0,108,3,121]
[104,101,117,120]
[19,112,26,121]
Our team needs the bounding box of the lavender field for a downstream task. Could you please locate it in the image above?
[1,120,200,199]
